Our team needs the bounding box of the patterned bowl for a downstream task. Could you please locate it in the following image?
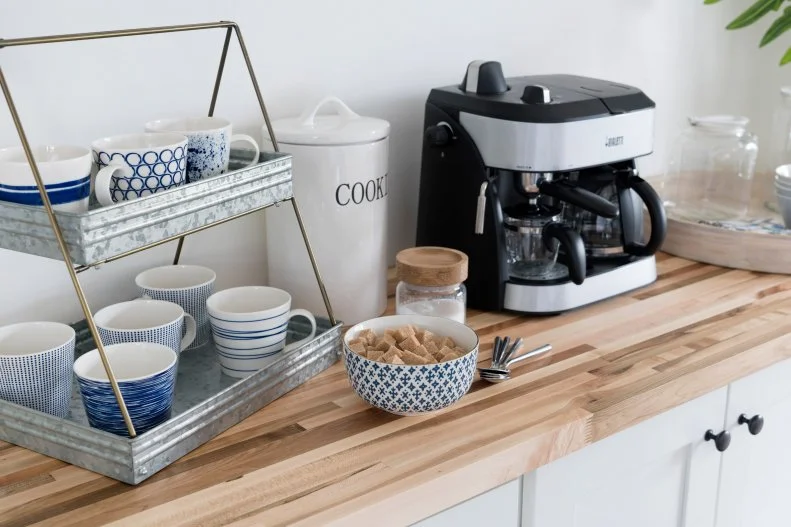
[342,315,479,416]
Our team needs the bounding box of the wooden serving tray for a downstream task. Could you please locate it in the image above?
[662,207,791,274]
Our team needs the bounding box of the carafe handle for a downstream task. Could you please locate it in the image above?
[542,223,586,285]
[538,180,619,218]
[618,171,667,257]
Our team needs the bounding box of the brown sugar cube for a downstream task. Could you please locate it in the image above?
[390,354,406,365]
[399,334,421,353]
[384,328,398,338]
[348,337,365,347]
[425,340,444,361]
[382,346,402,364]
[438,346,455,358]
[439,336,456,350]
[394,325,414,342]
[414,329,425,343]
[349,342,367,356]
[374,337,393,352]
[400,350,432,365]
[367,349,386,362]
[418,330,435,345]
[453,346,467,356]
[413,344,437,363]
[441,351,463,362]
[357,329,377,346]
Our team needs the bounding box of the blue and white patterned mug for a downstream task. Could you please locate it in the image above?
[145,117,259,182]
[93,299,196,355]
[206,286,317,378]
[0,321,76,418]
[91,133,188,207]
[0,145,92,213]
[135,265,216,351]
[74,342,178,436]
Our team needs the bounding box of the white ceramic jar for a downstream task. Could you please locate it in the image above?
[264,97,390,325]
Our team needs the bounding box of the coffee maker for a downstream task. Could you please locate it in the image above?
[415,61,667,314]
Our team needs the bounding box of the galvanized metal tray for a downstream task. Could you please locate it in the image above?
[0,150,292,265]
[0,315,341,484]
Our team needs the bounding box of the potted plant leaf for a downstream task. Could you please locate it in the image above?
[707,0,791,65]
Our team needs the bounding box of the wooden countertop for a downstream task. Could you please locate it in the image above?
[4,254,791,526]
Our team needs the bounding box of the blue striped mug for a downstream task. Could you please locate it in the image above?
[206,286,317,378]
[0,145,92,213]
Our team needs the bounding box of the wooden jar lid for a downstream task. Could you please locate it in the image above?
[396,247,469,287]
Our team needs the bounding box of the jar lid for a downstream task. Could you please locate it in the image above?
[269,96,390,146]
[396,247,469,287]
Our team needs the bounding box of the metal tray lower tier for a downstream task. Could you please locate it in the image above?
[0,150,292,266]
[0,316,341,484]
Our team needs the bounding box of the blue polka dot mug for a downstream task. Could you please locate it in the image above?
[145,117,259,182]
[93,299,196,355]
[91,133,188,207]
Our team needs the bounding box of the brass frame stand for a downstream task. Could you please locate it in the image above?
[0,21,336,438]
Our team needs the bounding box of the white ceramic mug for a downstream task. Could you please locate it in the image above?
[206,286,317,378]
[135,265,216,350]
[0,321,76,417]
[93,299,196,355]
[144,117,260,182]
[0,145,92,213]
[91,133,189,207]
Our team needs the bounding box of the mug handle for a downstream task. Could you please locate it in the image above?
[283,309,317,353]
[231,134,260,168]
[95,162,133,207]
[180,313,197,351]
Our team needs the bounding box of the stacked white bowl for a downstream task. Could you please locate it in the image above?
[775,165,791,228]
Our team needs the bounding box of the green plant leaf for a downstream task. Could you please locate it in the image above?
[781,46,791,65]
[727,0,783,29]
[704,0,722,4]
[760,6,791,46]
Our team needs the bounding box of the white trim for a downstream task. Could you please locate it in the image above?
[503,256,657,313]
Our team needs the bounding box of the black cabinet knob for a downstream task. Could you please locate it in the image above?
[738,414,765,435]
[704,429,731,452]
[425,123,453,147]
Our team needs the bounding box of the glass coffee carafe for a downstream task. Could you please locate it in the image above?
[504,203,586,285]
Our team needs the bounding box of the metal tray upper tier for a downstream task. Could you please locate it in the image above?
[0,150,292,266]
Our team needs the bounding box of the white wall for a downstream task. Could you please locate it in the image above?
[0,0,770,324]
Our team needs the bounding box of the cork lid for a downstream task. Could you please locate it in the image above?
[396,247,469,287]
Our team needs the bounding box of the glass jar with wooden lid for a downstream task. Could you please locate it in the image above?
[395,247,468,324]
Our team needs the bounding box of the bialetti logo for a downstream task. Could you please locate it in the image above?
[605,136,624,147]
[335,174,388,206]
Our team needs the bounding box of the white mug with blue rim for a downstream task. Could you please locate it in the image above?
[91,133,188,207]
[93,299,196,355]
[206,286,317,378]
[0,145,92,213]
[144,117,259,182]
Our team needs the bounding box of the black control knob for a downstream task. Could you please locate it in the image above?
[738,414,765,435]
[425,123,454,147]
[704,429,731,452]
[522,84,551,104]
[461,60,508,95]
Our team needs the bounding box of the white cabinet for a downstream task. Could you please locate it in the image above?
[716,358,791,527]
[521,388,728,527]
[411,478,521,527]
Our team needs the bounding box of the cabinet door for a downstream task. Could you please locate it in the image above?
[716,358,791,527]
[411,478,521,527]
[522,388,727,527]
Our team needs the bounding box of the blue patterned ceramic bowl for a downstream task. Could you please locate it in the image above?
[73,342,178,437]
[343,315,479,416]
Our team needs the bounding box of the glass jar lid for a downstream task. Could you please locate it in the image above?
[396,247,469,286]
[688,115,749,136]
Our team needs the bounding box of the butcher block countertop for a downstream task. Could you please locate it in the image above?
[4,253,791,526]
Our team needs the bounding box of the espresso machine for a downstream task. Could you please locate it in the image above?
[415,60,667,314]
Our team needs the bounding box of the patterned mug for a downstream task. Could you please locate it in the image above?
[144,117,259,182]
[91,133,188,207]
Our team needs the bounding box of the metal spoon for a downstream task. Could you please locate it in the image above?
[492,336,503,367]
[478,343,553,382]
[496,336,511,367]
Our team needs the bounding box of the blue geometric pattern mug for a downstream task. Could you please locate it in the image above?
[0,322,76,418]
[0,145,93,213]
[145,117,259,182]
[135,265,216,350]
[93,299,196,355]
[91,133,188,207]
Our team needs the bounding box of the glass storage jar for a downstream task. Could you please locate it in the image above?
[395,247,468,324]
[664,115,758,221]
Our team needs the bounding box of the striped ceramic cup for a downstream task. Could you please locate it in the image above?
[206,286,317,378]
